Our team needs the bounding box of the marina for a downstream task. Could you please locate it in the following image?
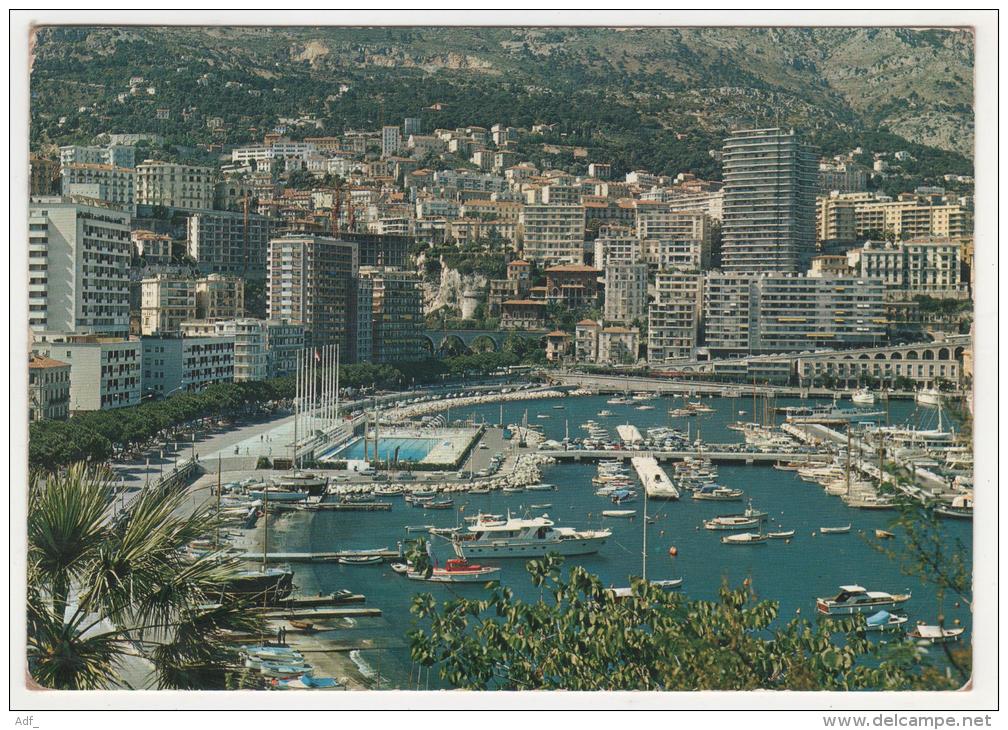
[182,387,971,690]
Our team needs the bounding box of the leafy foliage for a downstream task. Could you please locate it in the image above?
[27,463,263,689]
[409,554,959,691]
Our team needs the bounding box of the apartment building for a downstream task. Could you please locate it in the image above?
[702,272,754,355]
[748,274,886,353]
[135,160,214,210]
[720,128,816,273]
[634,206,712,270]
[520,204,586,265]
[575,319,601,363]
[817,192,972,244]
[603,261,649,324]
[60,144,135,169]
[647,271,702,364]
[141,335,234,396]
[597,326,640,365]
[381,125,402,157]
[60,163,136,211]
[35,335,142,412]
[266,235,360,351]
[593,225,642,267]
[195,274,244,321]
[140,276,197,335]
[131,230,172,263]
[182,318,304,380]
[187,210,275,279]
[851,238,964,297]
[28,355,71,421]
[359,267,425,364]
[28,198,132,337]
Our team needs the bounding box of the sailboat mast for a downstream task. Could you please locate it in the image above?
[262,484,269,570]
[642,478,648,582]
[216,452,222,547]
[845,424,851,497]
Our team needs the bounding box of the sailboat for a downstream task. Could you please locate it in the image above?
[608,469,683,598]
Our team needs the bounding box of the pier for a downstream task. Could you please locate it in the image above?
[631,456,680,499]
[260,607,383,620]
[616,424,644,445]
[538,448,831,466]
[309,502,394,511]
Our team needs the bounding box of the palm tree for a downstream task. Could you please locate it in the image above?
[27,463,263,689]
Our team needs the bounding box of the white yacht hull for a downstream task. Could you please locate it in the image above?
[455,536,608,558]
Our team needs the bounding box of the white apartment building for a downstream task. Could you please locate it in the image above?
[135,160,214,210]
[603,261,649,324]
[647,271,702,364]
[141,276,197,335]
[381,125,402,157]
[852,238,964,297]
[36,336,142,412]
[29,198,132,337]
[635,206,712,270]
[195,274,244,321]
[141,335,234,396]
[131,230,172,263]
[180,318,303,381]
[597,326,640,365]
[28,355,71,421]
[60,144,135,169]
[519,204,586,265]
[416,198,462,220]
[593,226,642,267]
[60,163,136,212]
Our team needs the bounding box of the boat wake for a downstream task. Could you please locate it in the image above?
[349,649,377,679]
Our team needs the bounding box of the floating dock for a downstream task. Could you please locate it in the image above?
[616,424,644,445]
[631,456,680,500]
[260,607,382,620]
[539,449,831,465]
[239,549,401,562]
[308,502,393,511]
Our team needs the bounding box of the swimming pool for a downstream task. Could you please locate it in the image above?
[332,436,442,463]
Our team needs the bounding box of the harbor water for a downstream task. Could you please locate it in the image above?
[274,393,972,689]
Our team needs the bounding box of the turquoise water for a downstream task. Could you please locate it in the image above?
[273,393,971,689]
[330,436,440,462]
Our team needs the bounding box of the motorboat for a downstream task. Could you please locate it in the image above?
[607,396,632,405]
[338,554,384,565]
[273,472,329,497]
[610,489,637,504]
[602,509,636,518]
[851,388,876,406]
[935,494,973,519]
[704,515,761,531]
[223,568,294,601]
[875,529,895,539]
[451,512,611,558]
[819,524,852,534]
[530,503,552,509]
[915,388,942,407]
[864,610,908,632]
[721,532,767,545]
[635,405,655,411]
[502,485,525,493]
[767,529,795,539]
[405,525,434,533]
[526,483,557,492]
[403,558,501,583]
[246,487,310,503]
[425,499,455,510]
[608,578,683,598]
[907,624,966,643]
[816,585,911,615]
[598,410,613,417]
[692,485,744,502]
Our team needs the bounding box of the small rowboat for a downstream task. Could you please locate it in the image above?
[602,509,636,518]
[425,499,454,510]
[530,503,552,509]
[289,619,316,632]
[767,529,795,539]
[721,532,767,545]
[405,525,434,533]
[338,555,383,565]
[820,524,852,534]
[908,624,965,643]
[875,529,894,539]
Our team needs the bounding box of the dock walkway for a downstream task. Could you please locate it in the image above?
[630,456,680,499]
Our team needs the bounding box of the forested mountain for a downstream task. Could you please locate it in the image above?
[30,26,974,178]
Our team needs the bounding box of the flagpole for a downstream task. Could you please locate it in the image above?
[335,343,340,434]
